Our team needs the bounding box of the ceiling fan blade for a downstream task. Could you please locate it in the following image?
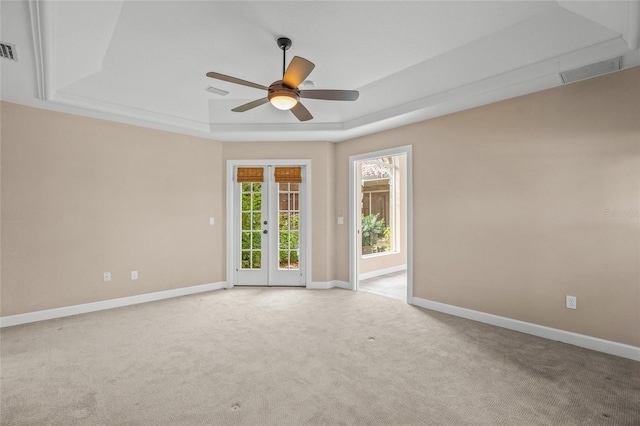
[232,98,269,112]
[300,89,359,101]
[206,72,268,91]
[291,102,313,122]
[283,56,315,89]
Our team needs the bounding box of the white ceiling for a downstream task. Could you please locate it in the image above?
[2,1,639,142]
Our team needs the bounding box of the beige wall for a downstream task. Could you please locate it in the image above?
[222,141,336,283]
[336,67,640,346]
[0,105,337,316]
[2,67,638,348]
[1,103,225,316]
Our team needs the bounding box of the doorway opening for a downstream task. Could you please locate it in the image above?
[349,146,412,302]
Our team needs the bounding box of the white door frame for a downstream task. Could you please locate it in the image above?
[349,145,413,302]
[226,159,312,287]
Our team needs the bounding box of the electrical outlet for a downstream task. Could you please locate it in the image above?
[104,272,111,282]
[131,270,138,280]
[209,217,215,225]
[566,295,577,310]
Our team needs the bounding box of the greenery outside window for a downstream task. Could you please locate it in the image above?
[361,156,396,255]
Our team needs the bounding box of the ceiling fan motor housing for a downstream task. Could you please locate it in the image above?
[268,80,300,109]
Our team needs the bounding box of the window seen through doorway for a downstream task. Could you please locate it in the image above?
[361,156,396,255]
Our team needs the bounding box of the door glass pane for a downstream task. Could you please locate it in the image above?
[252,250,261,269]
[241,213,250,230]
[279,227,289,249]
[241,232,250,249]
[278,182,300,270]
[252,231,261,249]
[289,231,299,249]
[252,184,262,209]
[241,251,251,269]
[290,212,299,230]
[252,212,261,229]
[240,180,263,270]
[279,250,289,269]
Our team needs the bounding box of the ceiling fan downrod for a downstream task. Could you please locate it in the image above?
[277,37,292,78]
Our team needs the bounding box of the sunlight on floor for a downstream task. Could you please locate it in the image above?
[358,271,406,301]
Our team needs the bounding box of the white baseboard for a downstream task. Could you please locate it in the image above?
[333,281,352,290]
[308,280,351,290]
[0,281,229,328]
[359,264,407,281]
[411,297,640,362]
[10,284,633,361]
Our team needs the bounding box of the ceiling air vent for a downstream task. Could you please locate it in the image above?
[206,86,229,96]
[560,57,621,84]
[0,42,18,61]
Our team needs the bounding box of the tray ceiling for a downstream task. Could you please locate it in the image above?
[2,1,639,142]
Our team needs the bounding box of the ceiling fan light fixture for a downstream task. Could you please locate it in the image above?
[268,92,299,110]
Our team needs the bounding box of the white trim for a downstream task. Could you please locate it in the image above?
[226,159,312,287]
[349,145,413,303]
[308,282,333,290]
[359,264,407,281]
[361,251,401,260]
[308,281,351,290]
[28,0,47,100]
[405,148,414,304]
[349,157,357,290]
[411,297,640,362]
[226,162,236,287]
[333,281,352,290]
[0,282,228,328]
[625,0,640,50]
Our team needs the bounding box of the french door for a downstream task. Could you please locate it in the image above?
[233,165,305,286]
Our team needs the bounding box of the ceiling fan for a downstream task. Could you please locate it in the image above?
[206,37,359,122]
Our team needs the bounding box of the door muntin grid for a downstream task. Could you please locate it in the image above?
[240,182,262,270]
[278,183,299,270]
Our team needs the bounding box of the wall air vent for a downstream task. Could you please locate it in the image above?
[560,57,621,84]
[0,42,18,61]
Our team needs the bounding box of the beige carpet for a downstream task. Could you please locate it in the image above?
[1,288,638,425]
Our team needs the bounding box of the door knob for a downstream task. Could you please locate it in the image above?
[264,220,268,225]
[263,230,268,234]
